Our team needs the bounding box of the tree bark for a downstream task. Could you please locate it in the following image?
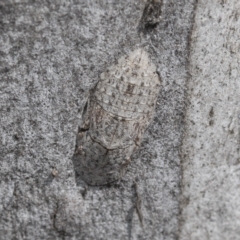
[4,0,233,239]
[180,1,240,239]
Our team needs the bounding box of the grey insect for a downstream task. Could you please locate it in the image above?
[73,49,160,185]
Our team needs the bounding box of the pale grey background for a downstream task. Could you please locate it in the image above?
[180,1,240,239]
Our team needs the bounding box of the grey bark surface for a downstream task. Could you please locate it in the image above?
[0,0,195,239]
[180,0,240,239]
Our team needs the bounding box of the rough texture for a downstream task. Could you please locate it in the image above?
[73,49,160,185]
[180,0,240,239]
[0,0,195,239]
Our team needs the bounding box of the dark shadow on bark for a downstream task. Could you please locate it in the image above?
[126,205,135,240]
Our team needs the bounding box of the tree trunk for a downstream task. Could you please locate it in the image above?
[1,1,238,240]
[180,1,240,239]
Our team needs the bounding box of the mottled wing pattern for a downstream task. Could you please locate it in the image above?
[73,49,160,185]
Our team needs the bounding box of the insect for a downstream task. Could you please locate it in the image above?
[73,49,160,185]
